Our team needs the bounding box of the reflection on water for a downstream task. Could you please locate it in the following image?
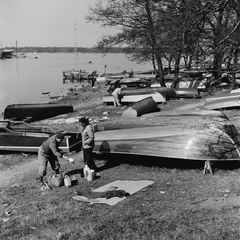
[0,52,153,113]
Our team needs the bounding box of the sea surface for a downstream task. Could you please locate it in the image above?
[0,52,153,114]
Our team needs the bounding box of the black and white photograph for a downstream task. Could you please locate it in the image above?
[1,0,240,239]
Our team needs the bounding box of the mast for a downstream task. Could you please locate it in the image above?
[16,40,18,55]
[74,22,78,56]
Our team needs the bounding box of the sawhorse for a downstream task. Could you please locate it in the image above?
[203,160,213,175]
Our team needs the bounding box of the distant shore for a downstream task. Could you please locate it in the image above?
[2,46,133,54]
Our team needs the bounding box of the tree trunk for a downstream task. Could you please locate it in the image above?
[174,53,181,79]
[233,47,239,89]
[151,52,156,73]
[144,0,165,86]
[212,6,224,81]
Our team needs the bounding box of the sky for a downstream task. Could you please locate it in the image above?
[0,0,117,48]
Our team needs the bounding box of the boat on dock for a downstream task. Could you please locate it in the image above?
[62,69,89,82]
[0,121,81,153]
[4,103,73,122]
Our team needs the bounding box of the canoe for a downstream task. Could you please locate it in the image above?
[122,97,159,118]
[103,92,166,105]
[94,111,240,161]
[205,93,240,104]
[0,121,81,153]
[121,92,166,104]
[204,93,240,110]
[120,87,176,99]
[4,103,73,122]
[174,88,200,98]
[205,100,240,110]
[95,110,228,132]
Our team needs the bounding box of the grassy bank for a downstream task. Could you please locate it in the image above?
[1,85,240,239]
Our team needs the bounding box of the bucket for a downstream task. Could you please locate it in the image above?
[49,174,64,187]
[87,169,95,181]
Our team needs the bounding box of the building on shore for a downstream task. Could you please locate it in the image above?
[0,49,14,59]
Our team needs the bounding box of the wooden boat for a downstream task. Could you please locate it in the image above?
[122,97,159,118]
[62,69,89,82]
[120,87,176,99]
[107,78,153,91]
[103,92,166,105]
[204,93,240,110]
[205,100,240,110]
[0,121,81,153]
[121,92,166,104]
[94,111,240,161]
[174,88,200,98]
[4,103,73,122]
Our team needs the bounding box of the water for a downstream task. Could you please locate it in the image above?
[0,52,153,113]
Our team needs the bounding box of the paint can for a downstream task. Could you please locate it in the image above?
[64,174,72,187]
[87,169,95,181]
[83,165,90,178]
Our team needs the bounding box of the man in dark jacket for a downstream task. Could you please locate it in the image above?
[37,132,73,187]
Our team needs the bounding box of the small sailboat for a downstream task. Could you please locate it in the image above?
[34,51,38,59]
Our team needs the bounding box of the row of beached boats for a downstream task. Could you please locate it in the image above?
[1,105,240,163]
[2,70,240,171]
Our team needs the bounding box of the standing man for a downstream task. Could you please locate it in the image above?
[37,132,73,188]
[79,117,98,172]
[111,79,122,107]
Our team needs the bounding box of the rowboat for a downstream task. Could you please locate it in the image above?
[94,111,240,161]
[121,92,166,104]
[204,93,240,110]
[4,103,73,122]
[120,87,176,99]
[0,121,81,153]
[174,88,200,98]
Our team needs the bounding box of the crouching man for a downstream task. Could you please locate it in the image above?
[37,132,73,188]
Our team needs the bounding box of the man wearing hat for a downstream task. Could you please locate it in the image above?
[37,132,72,187]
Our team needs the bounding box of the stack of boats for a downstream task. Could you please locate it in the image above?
[103,70,203,105]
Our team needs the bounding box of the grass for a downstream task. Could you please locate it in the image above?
[2,86,240,239]
[2,155,240,239]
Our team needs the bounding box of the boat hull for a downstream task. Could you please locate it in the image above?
[94,126,240,161]
[94,112,240,161]
[4,103,73,122]
[0,121,81,153]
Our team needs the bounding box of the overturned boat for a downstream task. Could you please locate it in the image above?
[0,121,81,153]
[4,103,73,122]
[94,111,240,161]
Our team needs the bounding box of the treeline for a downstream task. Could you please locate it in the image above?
[16,47,132,54]
[87,0,240,87]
